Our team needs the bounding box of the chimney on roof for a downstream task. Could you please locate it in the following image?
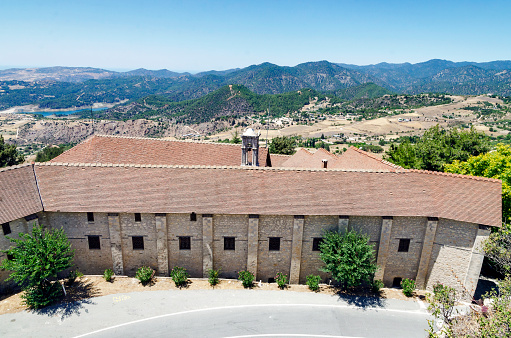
[322,159,328,169]
[241,128,260,166]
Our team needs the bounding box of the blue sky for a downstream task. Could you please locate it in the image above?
[0,0,510,72]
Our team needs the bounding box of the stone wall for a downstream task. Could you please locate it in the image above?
[118,213,158,276]
[0,211,487,297]
[212,214,248,279]
[0,215,36,290]
[167,213,203,277]
[45,212,114,275]
[427,219,481,292]
[383,217,427,286]
[256,215,293,282]
[349,216,382,252]
[299,215,337,283]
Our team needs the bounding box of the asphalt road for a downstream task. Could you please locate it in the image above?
[0,289,431,338]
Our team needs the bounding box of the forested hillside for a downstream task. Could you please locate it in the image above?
[86,85,327,123]
[1,60,511,112]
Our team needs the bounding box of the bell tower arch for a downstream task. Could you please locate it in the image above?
[241,128,260,166]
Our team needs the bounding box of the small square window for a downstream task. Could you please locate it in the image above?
[2,223,11,236]
[269,237,280,251]
[224,237,235,250]
[179,236,191,250]
[268,277,275,283]
[393,277,403,288]
[88,236,101,250]
[7,254,14,261]
[134,213,142,222]
[87,212,94,223]
[398,239,410,252]
[132,236,144,250]
[190,212,197,222]
[312,237,323,251]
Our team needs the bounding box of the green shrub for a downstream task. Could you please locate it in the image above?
[372,279,384,293]
[103,269,114,283]
[401,278,415,297]
[306,274,321,291]
[23,282,64,309]
[319,230,377,289]
[135,266,154,285]
[67,270,83,285]
[238,270,254,288]
[0,224,74,309]
[208,269,220,286]
[275,272,288,289]
[170,266,189,288]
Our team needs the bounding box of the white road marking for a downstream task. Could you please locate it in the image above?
[73,303,429,338]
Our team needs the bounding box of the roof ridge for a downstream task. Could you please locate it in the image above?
[348,146,403,169]
[295,148,314,156]
[37,161,397,173]
[36,161,501,181]
[0,162,33,173]
[313,147,339,158]
[269,154,292,158]
[91,134,265,148]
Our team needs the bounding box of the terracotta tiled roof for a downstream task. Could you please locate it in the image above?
[0,164,43,224]
[278,146,396,170]
[279,148,315,168]
[267,154,291,167]
[34,163,502,227]
[51,135,270,167]
[330,146,402,171]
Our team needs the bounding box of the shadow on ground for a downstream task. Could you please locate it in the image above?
[33,279,100,320]
[474,277,499,300]
[335,291,387,309]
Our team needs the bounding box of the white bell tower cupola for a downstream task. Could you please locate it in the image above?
[241,128,260,166]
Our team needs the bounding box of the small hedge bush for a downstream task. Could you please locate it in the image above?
[135,266,154,285]
[401,278,415,297]
[103,269,114,282]
[306,274,321,291]
[276,272,288,289]
[238,270,254,288]
[170,266,189,288]
[67,270,83,285]
[208,269,220,286]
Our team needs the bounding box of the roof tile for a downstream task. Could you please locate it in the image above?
[0,164,43,224]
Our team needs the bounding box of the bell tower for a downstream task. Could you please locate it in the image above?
[241,128,260,166]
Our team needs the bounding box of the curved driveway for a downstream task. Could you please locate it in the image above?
[0,289,430,338]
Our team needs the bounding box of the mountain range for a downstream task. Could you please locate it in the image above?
[1,59,510,111]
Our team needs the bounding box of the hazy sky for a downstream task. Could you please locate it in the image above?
[1,0,510,72]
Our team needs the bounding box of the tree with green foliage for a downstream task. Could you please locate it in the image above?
[445,143,511,222]
[359,144,384,153]
[319,230,377,289]
[269,136,296,155]
[0,135,24,167]
[386,141,418,168]
[35,144,74,162]
[482,223,511,275]
[230,130,241,144]
[385,125,491,171]
[1,224,74,309]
